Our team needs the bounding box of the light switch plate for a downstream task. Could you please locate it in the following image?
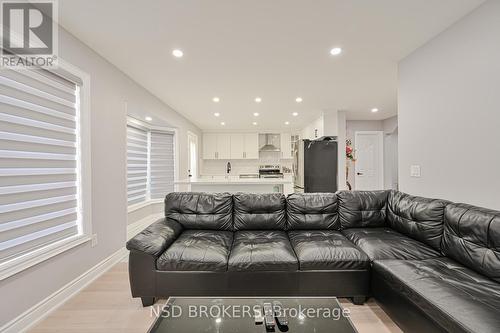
[410,165,421,178]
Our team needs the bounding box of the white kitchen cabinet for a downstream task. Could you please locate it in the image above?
[202,133,231,159]
[280,133,293,159]
[202,133,218,159]
[230,134,245,159]
[204,133,259,160]
[230,133,259,159]
[217,134,231,159]
[244,133,259,159]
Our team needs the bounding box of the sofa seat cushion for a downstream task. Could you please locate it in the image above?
[228,231,298,271]
[343,228,441,261]
[373,258,500,333]
[157,230,233,272]
[288,230,370,270]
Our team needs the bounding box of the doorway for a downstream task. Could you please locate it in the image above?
[187,132,198,179]
[354,131,384,190]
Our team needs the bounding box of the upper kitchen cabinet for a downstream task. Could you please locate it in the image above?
[280,133,293,159]
[202,133,231,159]
[230,134,244,159]
[243,133,259,159]
[202,133,217,159]
[203,133,258,159]
[217,134,231,159]
[230,133,259,159]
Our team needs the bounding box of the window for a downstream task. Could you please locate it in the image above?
[126,119,175,208]
[149,131,174,199]
[126,125,148,205]
[0,63,91,278]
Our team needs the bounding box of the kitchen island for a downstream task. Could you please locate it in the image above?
[174,176,294,195]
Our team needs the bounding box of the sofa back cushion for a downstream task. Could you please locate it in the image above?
[286,193,339,230]
[164,192,233,230]
[442,203,500,283]
[233,193,286,230]
[338,190,389,229]
[387,191,448,250]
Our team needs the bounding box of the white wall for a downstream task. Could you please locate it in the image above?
[323,110,339,137]
[0,26,201,327]
[301,115,324,140]
[398,0,500,210]
[383,116,399,190]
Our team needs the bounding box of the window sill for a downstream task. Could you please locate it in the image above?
[127,199,163,213]
[0,234,92,281]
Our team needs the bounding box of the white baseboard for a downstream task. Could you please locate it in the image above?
[127,213,163,240]
[1,247,128,333]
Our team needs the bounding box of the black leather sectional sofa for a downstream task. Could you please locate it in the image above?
[126,190,500,333]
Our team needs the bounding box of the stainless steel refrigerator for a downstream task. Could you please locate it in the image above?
[302,138,338,193]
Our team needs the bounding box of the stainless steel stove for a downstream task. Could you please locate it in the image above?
[259,165,284,178]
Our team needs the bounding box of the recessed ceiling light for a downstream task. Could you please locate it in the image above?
[330,47,342,56]
[253,112,259,117]
[255,97,262,103]
[145,116,152,121]
[220,121,225,126]
[172,49,184,58]
[214,112,220,117]
[212,97,220,103]
[295,97,303,103]
[285,121,290,125]
[371,108,379,113]
[292,112,299,117]
[252,122,257,126]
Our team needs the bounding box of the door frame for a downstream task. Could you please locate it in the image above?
[354,131,384,190]
[187,131,198,178]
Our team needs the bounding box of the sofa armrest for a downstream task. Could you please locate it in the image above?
[126,218,183,257]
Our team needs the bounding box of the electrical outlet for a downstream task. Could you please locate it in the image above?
[91,234,98,247]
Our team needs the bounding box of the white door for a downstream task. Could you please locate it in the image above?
[354,131,384,190]
[244,133,259,159]
[230,134,245,159]
[202,133,217,159]
[217,134,231,159]
[187,132,198,178]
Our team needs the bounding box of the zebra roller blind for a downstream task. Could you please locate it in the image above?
[126,121,175,206]
[126,125,148,206]
[149,131,174,199]
[0,68,81,262]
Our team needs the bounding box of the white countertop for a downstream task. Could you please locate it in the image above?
[175,176,293,185]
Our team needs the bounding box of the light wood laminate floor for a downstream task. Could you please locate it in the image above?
[29,263,402,333]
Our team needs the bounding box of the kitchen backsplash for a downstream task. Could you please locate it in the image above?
[200,151,293,176]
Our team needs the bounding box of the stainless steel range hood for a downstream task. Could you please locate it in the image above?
[259,134,281,152]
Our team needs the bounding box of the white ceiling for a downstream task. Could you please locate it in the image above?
[59,0,485,130]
